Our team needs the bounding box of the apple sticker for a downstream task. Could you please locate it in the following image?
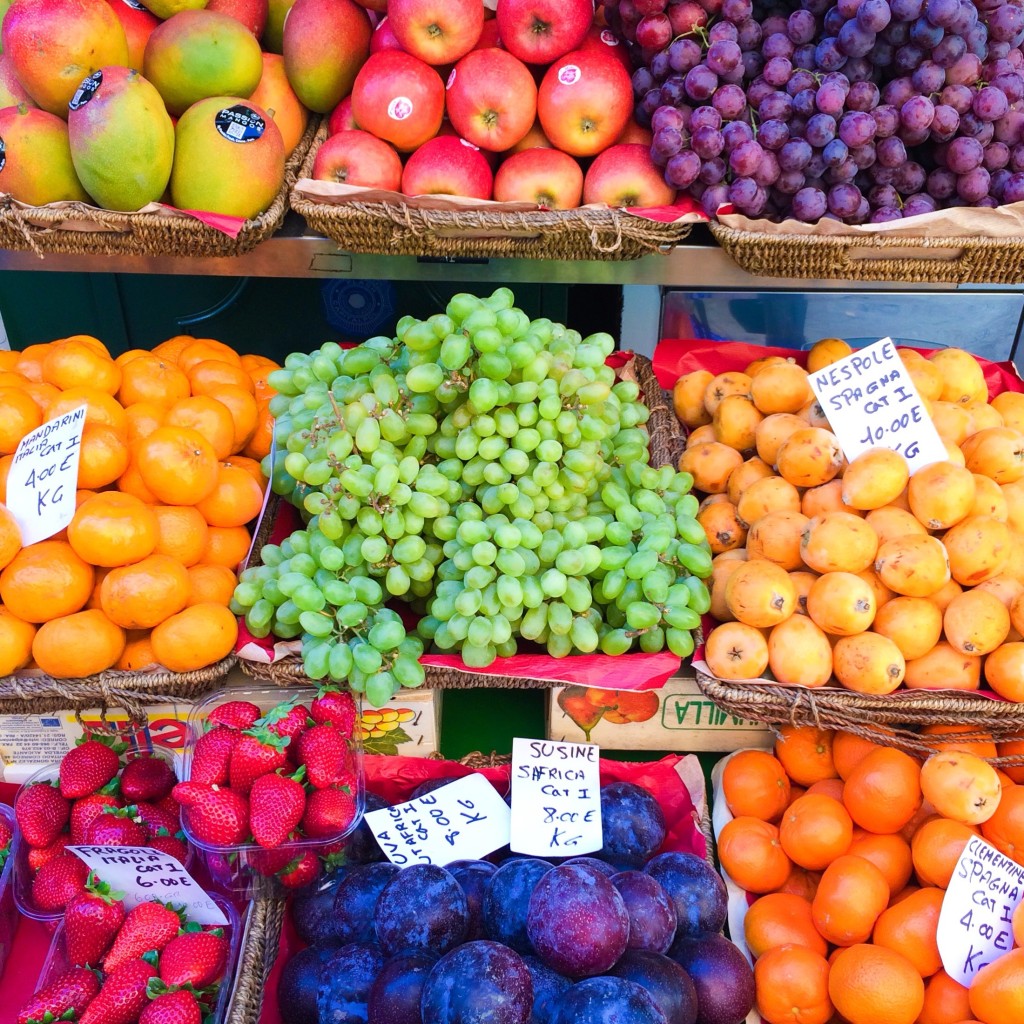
[558,65,582,86]
[388,96,414,121]
[459,138,480,150]
[600,29,620,46]
[446,69,457,90]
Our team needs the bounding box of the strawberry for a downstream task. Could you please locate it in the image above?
[277,850,318,889]
[250,772,306,849]
[17,781,71,847]
[263,701,309,756]
[296,724,348,789]
[0,816,12,851]
[228,728,289,795]
[120,756,175,804]
[59,739,122,800]
[302,787,356,838]
[133,803,180,840]
[188,727,236,787]
[28,835,71,873]
[16,966,101,1024]
[80,958,158,1024]
[139,989,200,1024]
[310,688,357,734]
[86,808,148,847]
[147,834,189,865]
[207,701,261,730]
[155,793,181,818]
[158,927,229,988]
[33,853,90,911]
[102,903,183,973]
[65,875,125,968]
[172,782,249,846]
[71,793,125,844]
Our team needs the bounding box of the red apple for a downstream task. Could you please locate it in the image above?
[312,129,402,189]
[497,0,591,65]
[388,0,482,66]
[328,95,358,134]
[583,143,677,207]
[446,48,536,152]
[474,18,501,50]
[510,118,550,153]
[104,0,158,72]
[401,134,493,199]
[494,148,582,209]
[351,50,444,151]
[537,49,632,157]
[207,0,267,36]
[353,0,385,9]
[370,15,403,53]
[616,119,653,146]
[577,23,631,71]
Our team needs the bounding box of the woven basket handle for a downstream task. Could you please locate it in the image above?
[834,244,977,283]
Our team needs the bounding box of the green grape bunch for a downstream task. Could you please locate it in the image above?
[231,288,712,706]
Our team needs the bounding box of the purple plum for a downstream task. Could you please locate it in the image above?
[549,977,669,1024]
[291,869,349,947]
[367,950,438,1024]
[611,871,677,954]
[522,956,571,1024]
[446,859,498,941]
[645,853,727,941]
[345,791,389,864]
[526,862,629,979]
[411,777,458,799]
[671,935,755,1024]
[332,863,400,944]
[420,940,534,1024]
[375,864,469,956]
[483,858,553,953]
[560,857,618,877]
[317,942,385,1024]
[277,946,330,1024]
[597,783,667,869]
[608,950,698,1024]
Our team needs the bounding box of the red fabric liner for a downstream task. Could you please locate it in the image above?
[624,197,707,223]
[155,203,247,239]
[258,752,706,1024]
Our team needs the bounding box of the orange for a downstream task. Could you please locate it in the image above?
[828,944,924,1024]
[774,726,837,787]
[980,784,1024,863]
[200,525,251,569]
[151,334,195,363]
[806,778,845,802]
[0,351,20,371]
[32,608,125,678]
[0,388,42,453]
[0,605,36,675]
[998,738,1024,784]
[872,886,944,976]
[912,817,980,888]
[63,334,110,358]
[185,563,237,607]
[776,866,822,900]
[811,853,890,945]
[243,404,275,460]
[176,338,242,373]
[22,381,60,415]
[245,358,279,405]
[1014,899,1024,946]
[194,464,264,528]
[125,402,166,446]
[754,944,833,1024]
[722,749,792,822]
[163,397,236,460]
[117,460,159,504]
[920,724,998,760]
[0,540,94,622]
[968,947,1024,1024]
[221,455,266,489]
[115,630,157,671]
[187,359,254,396]
[780,793,854,870]
[100,554,190,630]
[114,348,148,368]
[86,566,112,611]
[847,830,913,897]
[920,752,1002,825]
[117,354,191,407]
[0,456,12,504]
[210,385,259,453]
[68,493,158,567]
[833,731,884,781]
[77,424,130,489]
[46,387,128,436]
[15,342,52,382]
[135,426,220,506]
[0,504,22,571]
[0,370,28,388]
[744,892,828,958]
[41,338,121,394]
[918,969,972,1024]
[717,816,792,893]
[150,603,238,673]
[843,748,923,835]
[150,505,208,567]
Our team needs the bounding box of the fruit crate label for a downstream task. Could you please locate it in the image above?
[807,337,946,474]
[510,738,602,857]
[215,105,265,144]
[937,834,1024,986]
[364,773,511,867]
[7,404,85,546]
[66,844,228,925]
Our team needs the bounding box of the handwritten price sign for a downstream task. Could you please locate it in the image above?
[808,338,947,474]
[510,738,602,857]
[937,835,1024,986]
[364,773,511,867]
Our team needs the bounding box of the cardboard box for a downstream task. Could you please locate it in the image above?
[547,673,774,752]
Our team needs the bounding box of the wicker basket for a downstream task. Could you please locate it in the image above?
[224,898,287,1024]
[290,125,692,261]
[710,220,1024,284]
[238,352,685,690]
[0,118,319,260]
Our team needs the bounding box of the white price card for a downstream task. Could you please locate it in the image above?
[807,337,947,474]
[937,834,1024,986]
[6,405,86,546]
[364,773,511,868]
[67,845,228,926]
[510,738,602,857]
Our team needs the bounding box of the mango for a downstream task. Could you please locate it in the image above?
[0,52,33,107]
[247,52,308,154]
[104,0,158,72]
[137,0,205,19]
[0,103,90,204]
[260,0,293,53]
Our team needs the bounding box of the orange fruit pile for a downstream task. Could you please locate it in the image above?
[724,726,1024,1024]
[0,334,278,678]
[675,341,1024,698]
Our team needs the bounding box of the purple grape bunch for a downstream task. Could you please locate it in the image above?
[603,0,1024,223]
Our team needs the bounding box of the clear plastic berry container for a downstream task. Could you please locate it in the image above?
[0,802,19,975]
[179,686,365,898]
[34,892,242,1024]
[13,745,182,924]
